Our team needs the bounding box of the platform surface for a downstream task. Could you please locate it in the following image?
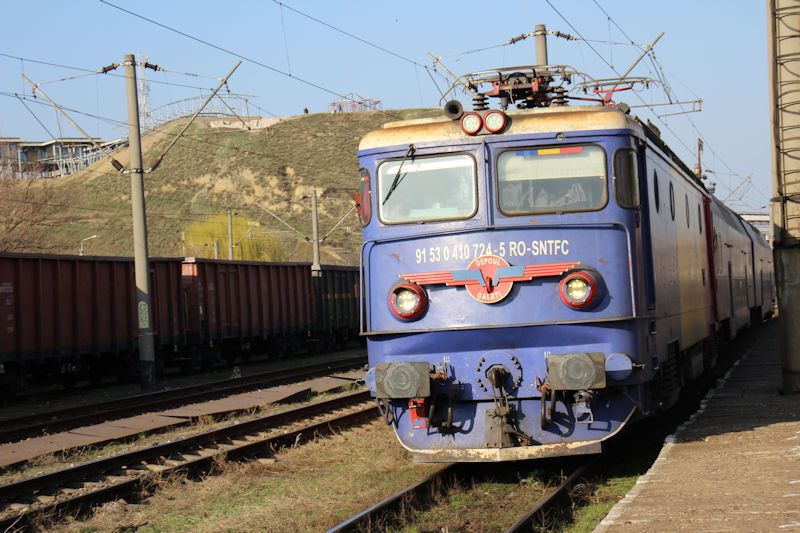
[595,321,800,532]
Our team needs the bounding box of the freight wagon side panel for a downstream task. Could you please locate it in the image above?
[0,254,139,364]
[150,259,185,350]
[317,266,359,335]
[0,258,18,361]
[181,261,207,346]
[286,264,314,333]
[243,265,260,339]
[182,259,315,347]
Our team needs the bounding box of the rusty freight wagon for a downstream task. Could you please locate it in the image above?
[315,265,360,346]
[181,259,315,362]
[0,253,185,391]
[180,259,360,363]
[0,253,361,397]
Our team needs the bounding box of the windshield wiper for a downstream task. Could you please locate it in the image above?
[382,144,416,205]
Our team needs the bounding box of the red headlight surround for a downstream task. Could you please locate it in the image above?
[460,112,483,135]
[558,270,599,309]
[389,282,428,321]
[483,110,508,133]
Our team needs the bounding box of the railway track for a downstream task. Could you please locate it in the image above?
[505,461,595,533]
[327,459,595,532]
[0,356,366,444]
[11,346,359,406]
[0,389,377,531]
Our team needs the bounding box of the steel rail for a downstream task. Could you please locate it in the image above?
[328,458,595,533]
[327,464,459,533]
[0,390,376,531]
[505,461,595,533]
[0,356,366,444]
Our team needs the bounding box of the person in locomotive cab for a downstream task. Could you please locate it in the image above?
[553,181,589,207]
[502,178,582,212]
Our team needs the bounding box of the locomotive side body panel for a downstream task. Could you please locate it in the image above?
[643,143,714,386]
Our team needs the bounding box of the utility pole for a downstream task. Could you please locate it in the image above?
[124,53,157,389]
[227,208,234,260]
[768,0,800,394]
[310,191,322,334]
[311,191,321,276]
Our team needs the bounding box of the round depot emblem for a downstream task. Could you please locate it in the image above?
[465,255,513,304]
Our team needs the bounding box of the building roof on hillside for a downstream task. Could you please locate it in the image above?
[19,138,104,147]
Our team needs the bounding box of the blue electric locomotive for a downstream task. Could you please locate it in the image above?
[356,64,773,462]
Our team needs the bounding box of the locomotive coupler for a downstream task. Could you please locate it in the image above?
[430,385,462,435]
[485,365,536,448]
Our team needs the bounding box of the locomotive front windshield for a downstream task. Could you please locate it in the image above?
[378,154,476,224]
[498,145,606,214]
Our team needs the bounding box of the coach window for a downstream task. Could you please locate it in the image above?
[653,171,660,212]
[378,154,477,224]
[497,145,606,215]
[614,149,638,208]
[698,203,703,233]
[669,182,675,220]
[685,194,690,227]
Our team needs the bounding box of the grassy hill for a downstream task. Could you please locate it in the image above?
[11,108,439,265]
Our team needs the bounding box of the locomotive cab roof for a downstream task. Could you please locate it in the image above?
[360,104,705,191]
[359,106,643,151]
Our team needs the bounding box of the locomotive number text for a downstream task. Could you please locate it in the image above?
[414,239,569,264]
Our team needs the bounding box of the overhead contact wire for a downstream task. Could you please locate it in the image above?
[99,0,404,120]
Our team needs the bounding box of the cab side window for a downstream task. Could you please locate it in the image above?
[614,149,638,209]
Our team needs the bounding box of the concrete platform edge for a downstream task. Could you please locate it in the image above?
[592,355,748,532]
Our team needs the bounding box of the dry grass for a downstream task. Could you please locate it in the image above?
[57,420,440,533]
[18,109,440,260]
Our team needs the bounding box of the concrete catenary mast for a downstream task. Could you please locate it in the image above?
[123,54,156,389]
[767,0,800,394]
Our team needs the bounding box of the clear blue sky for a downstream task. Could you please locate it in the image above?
[0,1,770,212]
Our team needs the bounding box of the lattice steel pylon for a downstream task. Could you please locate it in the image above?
[137,53,153,131]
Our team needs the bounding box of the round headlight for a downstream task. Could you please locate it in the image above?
[395,289,420,313]
[389,283,427,320]
[566,278,589,301]
[483,110,507,133]
[460,112,483,135]
[559,271,599,309]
